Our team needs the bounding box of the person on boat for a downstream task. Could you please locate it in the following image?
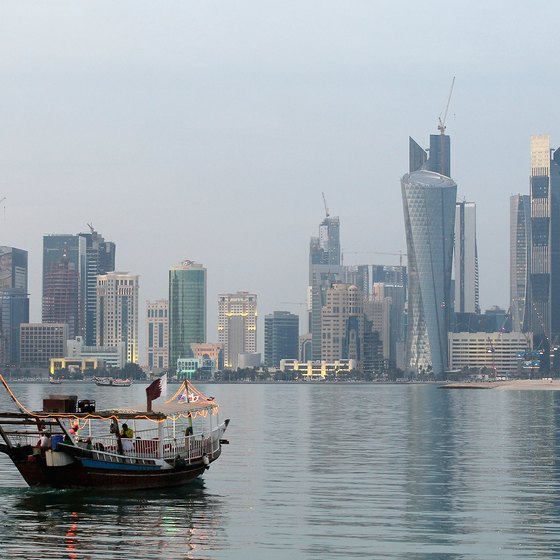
[39,432,51,448]
[120,423,134,438]
[85,437,93,450]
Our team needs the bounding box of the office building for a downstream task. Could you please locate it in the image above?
[218,292,257,369]
[79,227,116,345]
[20,323,68,367]
[454,201,479,313]
[42,235,85,339]
[309,213,343,360]
[0,247,29,366]
[402,169,456,376]
[146,299,169,372]
[409,132,451,178]
[96,272,139,364]
[264,311,299,367]
[510,194,531,333]
[321,283,364,363]
[448,332,530,376]
[528,135,560,369]
[168,261,206,371]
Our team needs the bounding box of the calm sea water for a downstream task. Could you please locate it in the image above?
[1,382,560,559]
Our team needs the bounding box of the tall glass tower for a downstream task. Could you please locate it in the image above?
[454,201,479,314]
[168,261,207,371]
[402,170,456,377]
[528,135,560,369]
[510,194,531,333]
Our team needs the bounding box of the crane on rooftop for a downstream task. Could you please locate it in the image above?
[322,192,330,218]
[343,250,407,267]
[437,76,456,135]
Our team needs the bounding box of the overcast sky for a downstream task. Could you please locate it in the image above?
[1,1,559,361]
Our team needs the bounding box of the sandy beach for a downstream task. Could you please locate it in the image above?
[443,379,560,390]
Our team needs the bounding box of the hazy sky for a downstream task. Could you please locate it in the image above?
[1,2,559,361]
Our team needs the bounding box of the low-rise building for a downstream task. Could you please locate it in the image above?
[279,359,357,380]
[20,323,68,367]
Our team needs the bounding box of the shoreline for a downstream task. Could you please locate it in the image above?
[442,379,560,391]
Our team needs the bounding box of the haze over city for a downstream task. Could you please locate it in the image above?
[1,1,559,356]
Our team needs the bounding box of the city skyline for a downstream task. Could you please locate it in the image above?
[2,4,560,364]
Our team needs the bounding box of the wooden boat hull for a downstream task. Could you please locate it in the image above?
[5,445,219,490]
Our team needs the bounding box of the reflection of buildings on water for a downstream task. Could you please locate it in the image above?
[13,483,226,558]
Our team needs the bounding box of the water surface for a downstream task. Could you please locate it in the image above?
[1,382,559,559]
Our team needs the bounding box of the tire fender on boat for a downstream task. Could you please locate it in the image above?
[202,453,210,469]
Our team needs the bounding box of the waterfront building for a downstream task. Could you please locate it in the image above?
[510,194,531,333]
[96,272,139,364]
[218,292,257,369]
[0,247,29,366]
[321,283,364,364]
[146,299,169,372]
[238,353,262,369]
[191,342,223,371]
[402,170,456,376]
[168,261,206,371]
[20,323,68,367]
[365,288,391,363]
[448,331,530,376]
[42,234,85,339]
[279,358,357,380]
[309,212,343,360]
[454,201,479,313]
[527,135,560,369]
[79,227,116,346]
[264,311,299,367]
[66,336,126,369]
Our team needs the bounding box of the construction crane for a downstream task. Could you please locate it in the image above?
[322,192,330,218]
[438,76,455,135]
[0,197,6,220]
[343,250,407,267]
[281,301,307,307]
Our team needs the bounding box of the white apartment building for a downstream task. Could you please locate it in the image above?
[146,299,168,372]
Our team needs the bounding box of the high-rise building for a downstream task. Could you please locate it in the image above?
[42,231,115,342]
[510,194,531,333]
[218,292,257,370]
[264,311,299,367]
[79,228,116,346]
[321,283,364,364]
[96,272,139,364]
[42,235,85,338]
[309,213,343,360]
[528,135,560,369]
[371,265,407,368]
[146,299,169,372]
[401,169,456,376]
[168,261,206,371]
[0,247,29,366]
[409,132,451,177]
[454,201,479,314]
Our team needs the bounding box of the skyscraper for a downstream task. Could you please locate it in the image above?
[409,132,451,177]
[218,292,257,369]
[168,261,207,370]
[402,170,456,376]
[264,311,299,367]
[528,135,560,368]
[454,201,479,314]
[96,272,139,364]
[79,227,116,345]
[146,299,169,372]
[0,246,29,366]
[510,194,531,333]
[309,213,343,360]
[42,235,85,338]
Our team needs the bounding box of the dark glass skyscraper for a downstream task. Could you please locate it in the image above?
[0,247,29,365]
[409,133,451,177]
[264,311,299,367]
[79,228,116,345]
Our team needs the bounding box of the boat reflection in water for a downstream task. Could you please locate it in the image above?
[12,482,225,559]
